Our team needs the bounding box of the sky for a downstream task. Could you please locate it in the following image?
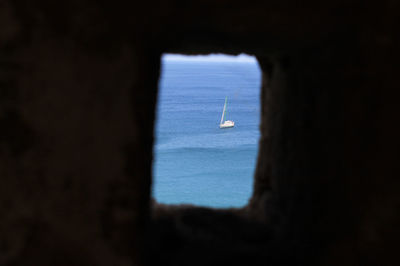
[162,53,257,63]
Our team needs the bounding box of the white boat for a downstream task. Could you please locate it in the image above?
[219,97,235,129]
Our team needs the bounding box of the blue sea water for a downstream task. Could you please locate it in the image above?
[153,57,261,208]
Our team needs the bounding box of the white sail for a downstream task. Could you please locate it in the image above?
[220,97,227,125]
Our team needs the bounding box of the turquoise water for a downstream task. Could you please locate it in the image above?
[153,57,261,208]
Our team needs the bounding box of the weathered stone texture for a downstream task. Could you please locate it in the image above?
[1,1,399,265]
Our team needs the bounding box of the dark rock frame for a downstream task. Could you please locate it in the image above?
[1,1,399,265]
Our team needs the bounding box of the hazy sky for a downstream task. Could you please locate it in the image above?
[162,53,257,63]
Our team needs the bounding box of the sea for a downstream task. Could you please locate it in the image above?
[153,56,261,208]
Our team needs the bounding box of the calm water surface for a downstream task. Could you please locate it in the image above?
[153,58,261,208]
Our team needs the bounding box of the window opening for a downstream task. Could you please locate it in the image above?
[153,53,261,208]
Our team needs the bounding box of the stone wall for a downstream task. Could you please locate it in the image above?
[1,1,399,265]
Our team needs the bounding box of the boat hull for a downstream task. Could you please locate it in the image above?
[219,120,235,128]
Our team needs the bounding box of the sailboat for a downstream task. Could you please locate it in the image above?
[219,97,235,128]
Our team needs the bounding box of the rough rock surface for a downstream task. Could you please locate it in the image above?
[1,1,399,265]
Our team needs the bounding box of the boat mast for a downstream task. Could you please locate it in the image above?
[224,97,228,121]
[220,97,227,125]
